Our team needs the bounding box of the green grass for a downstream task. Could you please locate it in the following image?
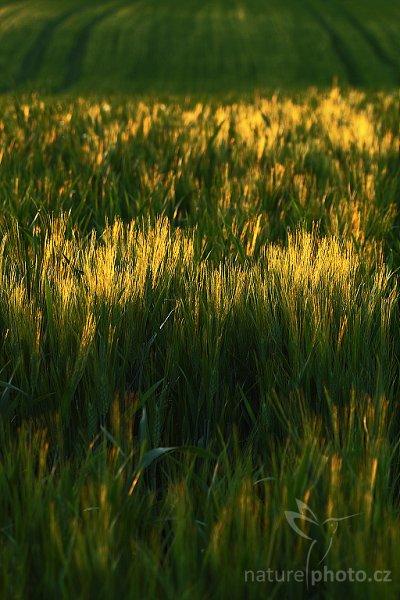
[0,1,399,596]
[0,0,399,93]
[0,90,400,598]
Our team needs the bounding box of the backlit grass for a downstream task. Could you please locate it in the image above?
[0,90,399,598]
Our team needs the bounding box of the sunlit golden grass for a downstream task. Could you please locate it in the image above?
[0,89,399,598]
[0,89,398,263]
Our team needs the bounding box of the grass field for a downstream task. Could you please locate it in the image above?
[0,1,400,599]
[0,0,399,93]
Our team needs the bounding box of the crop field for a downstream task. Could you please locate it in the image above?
[0,1,400,600]
[0,0,399,92]
[0,90,399,599]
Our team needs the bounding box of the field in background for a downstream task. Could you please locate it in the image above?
[0,91,399,598]
[0,0,399,93]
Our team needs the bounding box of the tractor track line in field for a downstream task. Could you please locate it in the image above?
[62,2,128,90]
[335,4,400,84]
[15,9,80,88]
[304,0,365,86]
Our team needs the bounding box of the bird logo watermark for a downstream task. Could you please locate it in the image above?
[244,498,392,587]
[285,499,361,588]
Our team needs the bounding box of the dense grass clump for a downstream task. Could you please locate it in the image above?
[0,90,399,598]
[0,90,399,249]
[0,216,397,438]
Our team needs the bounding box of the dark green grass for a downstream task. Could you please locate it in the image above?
[0,0,399,93]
